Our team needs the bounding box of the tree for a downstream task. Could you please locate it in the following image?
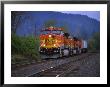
[11,11,25,34]
[44,19,57,27]
[93,32,100,50]
[74,25,82,39]
[88,32,100,51]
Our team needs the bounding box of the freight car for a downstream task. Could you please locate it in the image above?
[39,26,87,59]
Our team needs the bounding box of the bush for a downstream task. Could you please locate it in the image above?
[11,34,40,61]
[88,32,100,52]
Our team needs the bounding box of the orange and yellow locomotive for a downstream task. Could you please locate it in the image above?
[39,26,87,59]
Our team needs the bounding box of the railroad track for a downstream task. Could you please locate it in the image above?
[29,60,80,77]
[28,53,96,77]
[12,52,97,77]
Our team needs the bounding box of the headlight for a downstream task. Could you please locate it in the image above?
[49,35,51,37]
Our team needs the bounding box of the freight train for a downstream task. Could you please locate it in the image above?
[39,26,87,59]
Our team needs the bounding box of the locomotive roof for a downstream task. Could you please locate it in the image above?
[43,29,62,31]
[41,26,63,31]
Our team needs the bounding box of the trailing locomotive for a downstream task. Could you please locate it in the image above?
[39,26,87,59]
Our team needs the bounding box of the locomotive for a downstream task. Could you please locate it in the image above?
[39,26,87,59]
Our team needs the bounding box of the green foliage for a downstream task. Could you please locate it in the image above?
[11,34,40,61]
[88,32,100,51]
[44,19,57,27]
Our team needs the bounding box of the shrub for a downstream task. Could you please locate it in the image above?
[88,32,100,52]
[11,34,40,62]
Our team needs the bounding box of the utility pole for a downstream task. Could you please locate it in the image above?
[34,24,37,48]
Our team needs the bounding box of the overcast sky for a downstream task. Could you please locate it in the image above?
[59,11,100,21]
